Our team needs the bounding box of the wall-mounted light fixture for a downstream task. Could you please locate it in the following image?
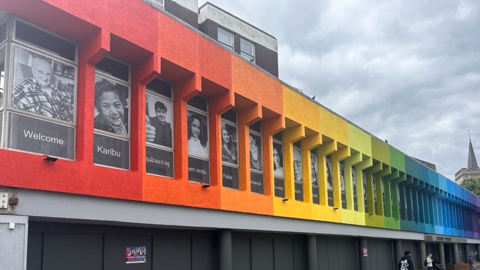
[282,198,289,202]
[202,184,210,188]
[44,155,58,162]
[333,207,339,210]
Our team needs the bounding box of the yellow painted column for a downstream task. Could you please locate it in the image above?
[365,162,382,215]
[355,157,372,213]
[331,146,350,209]
[301,133,322,203]
[317,140,337,206]
[374,165,391,216]
[344,152,362,210]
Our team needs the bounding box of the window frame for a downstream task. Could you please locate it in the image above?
[3,17,79,161]
[221,109,239,189]
[187,95,210,184]
[93,56,131,170]
[145,77,175,178]
[240,37,255,63]
[217,27,234,51]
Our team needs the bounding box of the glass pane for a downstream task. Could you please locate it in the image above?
[12,46,75,122]
[146,78,171,99]
[146,93,173,148]
[221,122,237,165]
[96,57,129,82]
[187,95,207,112]
[187,109,209,159]
[94,75,129,137]
[15,20,76,62]
[240,38,254,55]
[293,147,302,182]
[249,132,262,171]
[273,142,284,178]
[218,28,233,48]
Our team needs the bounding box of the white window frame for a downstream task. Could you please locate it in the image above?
[240,37,255,63]
[218,27,234,51]
[150,0,164,9]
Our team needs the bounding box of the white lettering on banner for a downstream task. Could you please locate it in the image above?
[23,130,64,145]
[251,181,262,186]
[188,167,208,175]
[223,174,233,180]
[146,156,170,168]
[97,145,121,157]
[195,168,207,174]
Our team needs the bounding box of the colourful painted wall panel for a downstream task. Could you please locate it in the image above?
[371,137,390,165]
[348,125,372,156]
[389,147,406,172]
[231,56,283,114]
[282,86,321,132]
[319,107,348,145]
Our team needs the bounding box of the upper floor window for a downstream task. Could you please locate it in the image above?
[93,57,130,170]
[218,27,234,51]
[150,0,164,8]
[146,78,174,177]
[273,131,285,197]
[240,37,255,62]
[4,17,77,160]
[187,95,210,184]
[221,109,239,189]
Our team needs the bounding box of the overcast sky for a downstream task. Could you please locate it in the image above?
[206,0,480,181]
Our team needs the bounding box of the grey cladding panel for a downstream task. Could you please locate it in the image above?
[274,239,294,270]
[294,238,307,270]
[27,232,43,270]
[44,233,103,270]
[154,236,191,270]
[192,237,217,270]
[233,238,251,270]
[402,240,419,267]
[368,239,394,270]
[317,236,359,270]
[251,238,274,270]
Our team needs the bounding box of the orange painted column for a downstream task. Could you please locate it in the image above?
[263,115,284,196]
[238,104,262,192]
[209,90,235,187]
[283,124,304,201]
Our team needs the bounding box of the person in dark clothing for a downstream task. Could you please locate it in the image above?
[398,250,414,270]
[433,257,444,270]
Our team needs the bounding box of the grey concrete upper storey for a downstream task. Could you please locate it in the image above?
[199,2,278,52]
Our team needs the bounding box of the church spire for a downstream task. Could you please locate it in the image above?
[467,131,479,170]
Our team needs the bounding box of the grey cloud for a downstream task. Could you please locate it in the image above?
[207,0,480,179]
